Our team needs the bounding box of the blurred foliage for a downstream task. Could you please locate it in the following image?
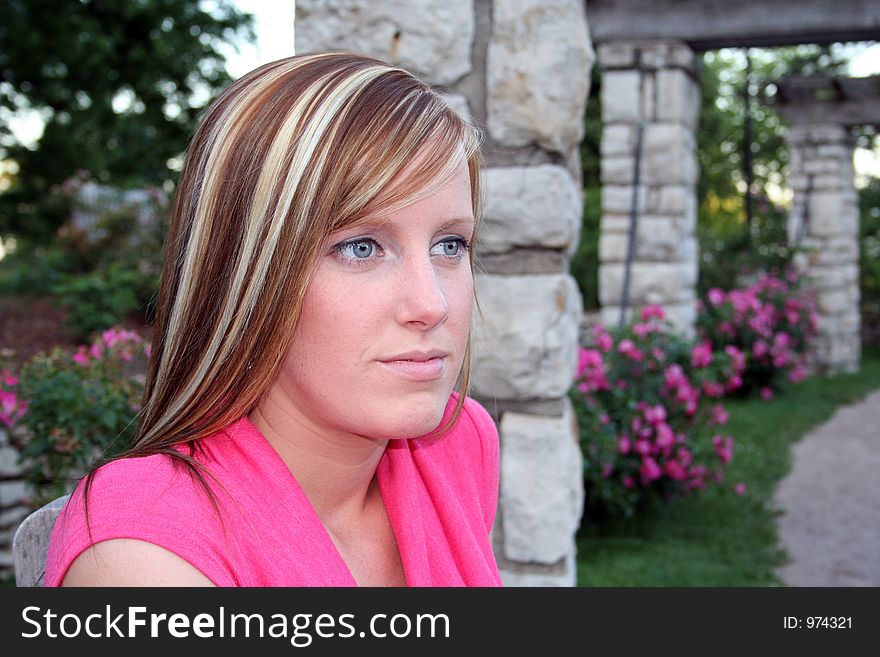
[695,46,852,292]
[861,177,880,346]
[570,188,601,310]
[0,0,254,242]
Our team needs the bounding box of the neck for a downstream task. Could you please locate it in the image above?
[248,390,388,528]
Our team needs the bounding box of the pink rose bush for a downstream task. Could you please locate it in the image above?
[4,327,148,504]
[697,271,818,396]
[572,305,743,518]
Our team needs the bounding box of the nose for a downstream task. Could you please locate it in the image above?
[395,253,448,329]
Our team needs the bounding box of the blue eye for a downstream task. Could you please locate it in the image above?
[431,238,469,258]
[336,238,379,261]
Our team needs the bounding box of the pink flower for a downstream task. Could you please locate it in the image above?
[702,381,725,398]
[691,341,713,368]
[635,438,651,456]
[72,349,89,366]
[663,459,687,481]
[651,347,666,362]
[734,482,747,496]
[644,404,667,426]
[724,345,746,371]
[664,364,686,388]
[102,328,122,349]
[710,404,729,426]
[712,435,734,464]
[599,413,610,425]
[622,476,634,489]
[618,435,631,454]
[602,464,614,479]
[0,390,26,428]
[617,339,636,355]
[676,447,693,467]
[640,456,662,483]
[725,374,743,392]
[760,387,774,401]
[640,304,666,321]
[595,333,612,353]
[708,288,726,306]
[633,323,653,338]
[752,340,769,359]
[788,365,807,383]
[1,369,17,387]
[655,424,675,451]
[89,342,104,359]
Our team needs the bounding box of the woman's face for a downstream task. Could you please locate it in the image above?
[272,158,475,440]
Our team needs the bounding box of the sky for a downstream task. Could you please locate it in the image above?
[221,0,295,78]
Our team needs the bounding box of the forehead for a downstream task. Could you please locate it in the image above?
[346,154,474,231]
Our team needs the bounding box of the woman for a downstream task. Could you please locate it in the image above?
[44,52,501,587]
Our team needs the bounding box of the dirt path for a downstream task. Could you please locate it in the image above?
[773,387,880,586]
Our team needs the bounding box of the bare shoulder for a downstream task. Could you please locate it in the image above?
[62,539,216,587]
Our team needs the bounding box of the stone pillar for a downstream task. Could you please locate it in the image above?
[787,124,861,374]
[296,0,593,586]
[597,40,700,336]
[0,427,30,578]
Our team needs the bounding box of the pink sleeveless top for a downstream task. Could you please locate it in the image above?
[45,394,501,587]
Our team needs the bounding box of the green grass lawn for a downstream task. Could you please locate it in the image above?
[576,346,880,586]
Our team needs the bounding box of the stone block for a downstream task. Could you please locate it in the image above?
[601,125,636,157]
[601,70,641,124]
[441,93,471,121]
[599,262,688,306]
[648,185,691,216]
[602,185,646,215]
[661,302,697,337]
[598,42,637,69]
[499,403,583,564]
[643,124,697,186]
[481,165,582,253]
[638,41,695,72]
[295,0,474,85]
[599,232,628,262]
[477,250,568,276]
[600,155,637,185]
[0,446,23,477]
[600,214,631,234]
[487,0,594,153]
[656,68,700,129]
[640,71,655,122]
[809,193,858,237]
[810,266,849,289]
[817,289,850,315]
[600,216,686,262]
[499,551,576,586]
[0,480,28,506]
[0,504,28,529]
[472,274,582,399]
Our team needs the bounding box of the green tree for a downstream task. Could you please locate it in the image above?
[695,45,854,292]
[0,0,254,241]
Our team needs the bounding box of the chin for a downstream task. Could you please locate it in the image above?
[374,391,450,439]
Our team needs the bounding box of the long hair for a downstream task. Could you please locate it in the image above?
[104,52,483,484]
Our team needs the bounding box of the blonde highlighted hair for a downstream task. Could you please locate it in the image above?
[122,52,483,463]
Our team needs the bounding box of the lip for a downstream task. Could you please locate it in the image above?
[377,350,449,382]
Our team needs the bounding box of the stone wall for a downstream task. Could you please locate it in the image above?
[0,427,29,578]
[787,123,861,373]
[297,0,594,585]
[597,40,700,336]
